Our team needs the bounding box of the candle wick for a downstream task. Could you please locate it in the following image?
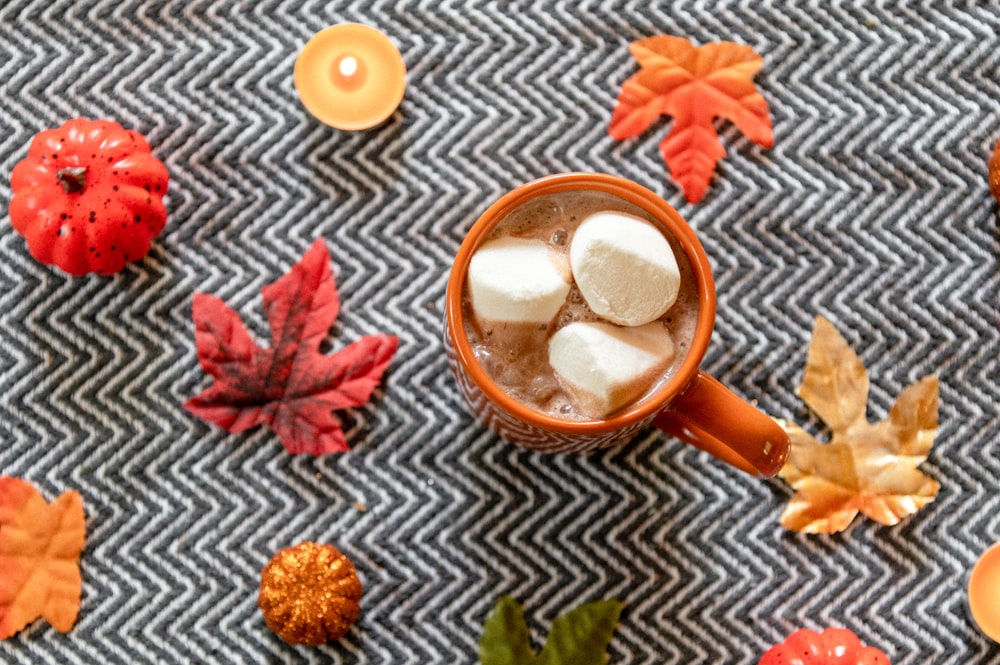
[339,56,358,79]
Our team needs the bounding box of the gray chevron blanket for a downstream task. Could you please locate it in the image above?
[0,1,998,663]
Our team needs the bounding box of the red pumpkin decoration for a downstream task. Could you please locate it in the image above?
[9,118,169,275]
[760,628,891,665]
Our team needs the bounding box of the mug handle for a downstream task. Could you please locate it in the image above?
[652,371,790,477]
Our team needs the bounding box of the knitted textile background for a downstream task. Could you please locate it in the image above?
[0,1,998,663]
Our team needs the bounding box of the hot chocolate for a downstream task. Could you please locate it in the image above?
[461,189,699,421]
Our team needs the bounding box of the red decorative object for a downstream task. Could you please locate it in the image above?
[184,239,398,455]
[609,36,773,203]
[9,118,169,275]
[760,628,890,665]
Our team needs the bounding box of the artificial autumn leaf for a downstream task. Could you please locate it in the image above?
[0,477,85,638]
[776,317,940,534]
[480,596,622,665]
[609,35,773,203]
[480,596,534,665]
[184,239,398,455]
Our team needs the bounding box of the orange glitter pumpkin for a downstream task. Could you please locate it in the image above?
[258,541,362,646]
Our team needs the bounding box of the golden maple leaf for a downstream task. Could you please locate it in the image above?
[776,317,940,534]
[0,477,85,637]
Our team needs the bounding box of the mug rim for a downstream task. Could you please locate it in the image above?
[445,172,717,435]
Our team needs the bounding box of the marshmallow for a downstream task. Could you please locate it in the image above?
[468,237,571,324]
[569,212,681,327]
[548,321,675,418]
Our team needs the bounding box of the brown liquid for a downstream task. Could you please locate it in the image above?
[462,190,700,421]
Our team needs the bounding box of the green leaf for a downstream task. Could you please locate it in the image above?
[534,599,623,665]
[480,596,535,665]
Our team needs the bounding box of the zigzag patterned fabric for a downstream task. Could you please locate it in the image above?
[1,1,998,663]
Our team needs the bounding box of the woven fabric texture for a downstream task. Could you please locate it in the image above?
[0,1,998,663]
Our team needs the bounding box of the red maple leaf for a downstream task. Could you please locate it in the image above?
[184,240,398,455]
[609,35,773,203]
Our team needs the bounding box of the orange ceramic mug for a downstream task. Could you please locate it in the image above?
[444,173,789,477]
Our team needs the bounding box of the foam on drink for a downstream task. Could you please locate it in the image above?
[462,190,700,421]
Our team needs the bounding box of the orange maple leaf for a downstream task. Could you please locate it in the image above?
[776,317,940,534]
[0,477,85,637]
[609,35,773,203]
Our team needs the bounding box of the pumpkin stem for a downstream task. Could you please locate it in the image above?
[56,167,88,194]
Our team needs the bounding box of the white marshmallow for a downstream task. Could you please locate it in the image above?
[468,237,571,324]
[569,212,681,327]
[548,321,675,418]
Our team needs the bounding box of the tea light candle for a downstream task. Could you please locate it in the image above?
[969,543,1000,642]
[294,23,406,131]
